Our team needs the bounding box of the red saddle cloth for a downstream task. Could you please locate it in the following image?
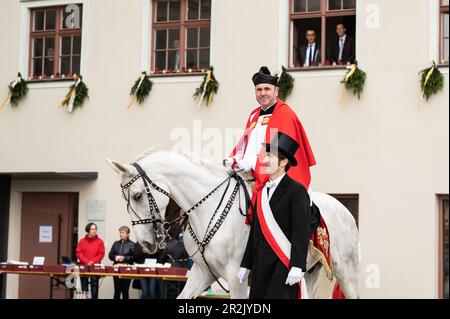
[309,217,346,299]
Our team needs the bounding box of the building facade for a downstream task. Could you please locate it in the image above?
[0,0,448,298]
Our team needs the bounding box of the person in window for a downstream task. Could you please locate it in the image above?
[330,23,355,65]
[44,47,55,77]
[172,39,180,71]
[76,222,105,299]
[108,226,135,299]
[299,29,320,67]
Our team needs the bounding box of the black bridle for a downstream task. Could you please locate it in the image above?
[120,161,255,292]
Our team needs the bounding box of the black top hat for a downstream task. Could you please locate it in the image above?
[264,132,299,166]
[252,66,279,86]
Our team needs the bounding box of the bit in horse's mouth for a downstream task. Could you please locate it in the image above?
[141,241,157,254]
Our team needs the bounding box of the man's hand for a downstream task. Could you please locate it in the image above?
[236,159,252,172]
[223,158,235,169]
[237,267,250,284]
[285,267,304,286]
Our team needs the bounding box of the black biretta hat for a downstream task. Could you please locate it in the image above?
[252,66,279,86]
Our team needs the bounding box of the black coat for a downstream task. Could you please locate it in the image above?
[298,44,321,66]
[108,239,135,265]
[241,174,311,299]
[330,35,355,64]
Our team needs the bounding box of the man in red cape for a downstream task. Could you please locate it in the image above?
[224,66,316,221]
[224,66,345,299]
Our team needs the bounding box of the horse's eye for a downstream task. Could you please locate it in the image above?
[133,193,142,201]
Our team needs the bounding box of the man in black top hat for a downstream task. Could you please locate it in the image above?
[237,132,312,299]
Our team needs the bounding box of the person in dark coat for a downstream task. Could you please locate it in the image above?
[133,242,164,299]
[108,226,135,299]
[329,23,355,65]
[238,132,312,299]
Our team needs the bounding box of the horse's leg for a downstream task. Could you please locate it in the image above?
[177,263,214,299]
[224,264,248,299]
[333,253,359,299]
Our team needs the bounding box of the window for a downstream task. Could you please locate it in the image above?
[289,0,356,68]
[439,195,449,299]
[152,0,211,74]
[440,0,449,64]
[329,194,359,226]
[29,4,83,80]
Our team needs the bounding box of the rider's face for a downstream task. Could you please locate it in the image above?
[255,84,278,109]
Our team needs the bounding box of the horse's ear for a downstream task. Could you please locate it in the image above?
[104,158,132,176]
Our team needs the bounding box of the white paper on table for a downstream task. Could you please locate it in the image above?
[32,256,45,265]
[144,258,157,266]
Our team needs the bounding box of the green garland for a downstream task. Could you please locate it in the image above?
[419,61,444,101]
[340,64,367,100]
[128,71,153,108]
[0,72,28,110]
[60,75,89,112]
[277,66,294,101]
[194,66,219,107]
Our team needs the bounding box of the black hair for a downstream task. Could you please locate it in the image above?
[85,222,97,233]
[277,153,291,172]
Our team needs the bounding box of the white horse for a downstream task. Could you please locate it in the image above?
[106,148,359,299]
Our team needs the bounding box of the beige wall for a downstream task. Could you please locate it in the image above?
[0,0,448,298]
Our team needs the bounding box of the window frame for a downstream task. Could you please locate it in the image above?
[28,4,83,81]
[438,194,449,299]
[439,0,449,65]
[151,0,211,75]
[288,0,356,70]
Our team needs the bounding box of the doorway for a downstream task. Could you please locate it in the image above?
[19,192,78,299]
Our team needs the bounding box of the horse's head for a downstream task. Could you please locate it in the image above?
[105,158,171,254]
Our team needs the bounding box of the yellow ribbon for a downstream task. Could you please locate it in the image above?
[419,61,437,108]
[127,73,147,110]
[59,76,80,112]
[344,64,357,82]
[424,64,435,87]
[339,64,357,105]
[200,70,212,107]
[59,87,75,108]
[0,93,12,111]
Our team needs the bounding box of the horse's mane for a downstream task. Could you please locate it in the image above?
[134,146,229,176]
[179,150,228,176]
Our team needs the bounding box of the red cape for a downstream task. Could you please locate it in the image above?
[230,99,316,222]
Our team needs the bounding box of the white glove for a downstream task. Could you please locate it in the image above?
[237,267,250,284]
[285,267,304,286]
[223,158,235,169]
[236,159,253,172]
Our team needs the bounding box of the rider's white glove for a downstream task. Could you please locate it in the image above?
[237,267,250,284]
[285,267,304,286]
[236,159,253,172]
[223,157,235,169]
